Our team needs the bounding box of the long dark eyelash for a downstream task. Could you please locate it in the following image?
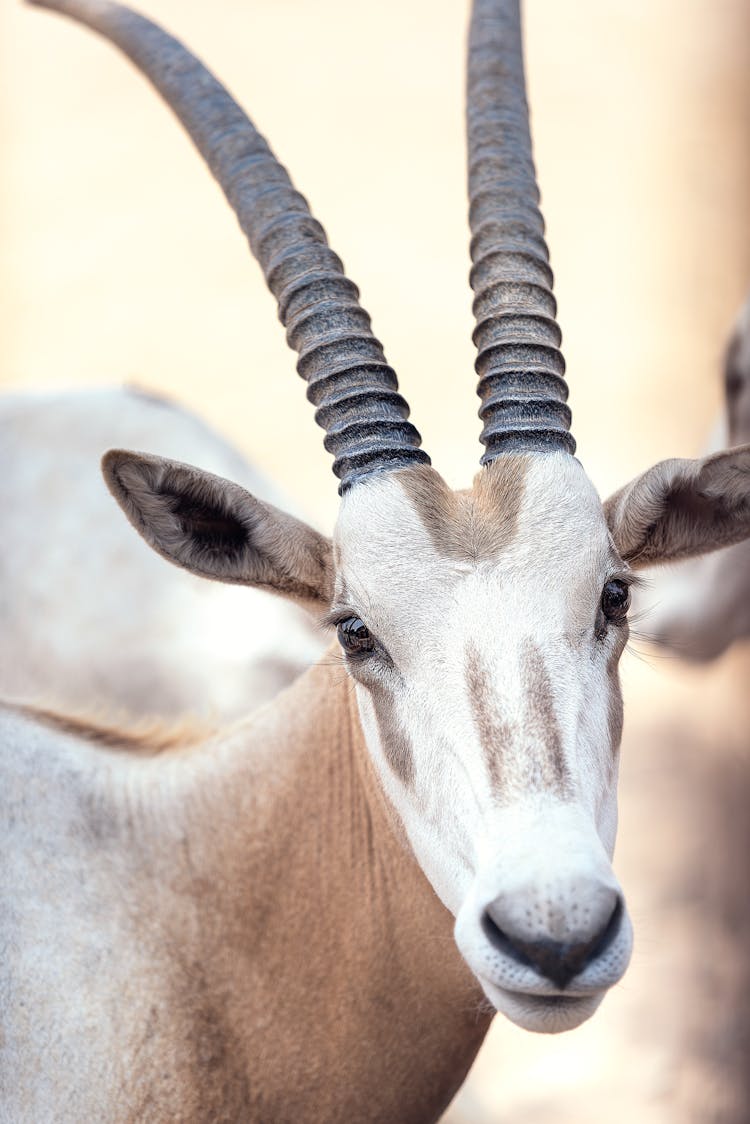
[318,607,361,632]
[609,568,643,590]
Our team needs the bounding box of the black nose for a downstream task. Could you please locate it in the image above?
[482,896,624,990]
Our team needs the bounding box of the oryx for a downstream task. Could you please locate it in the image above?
[4,0,750,1120]
[638,293,750,660]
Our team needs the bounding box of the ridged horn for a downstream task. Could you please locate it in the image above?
[467,0,575,460]
[29,0,430,493]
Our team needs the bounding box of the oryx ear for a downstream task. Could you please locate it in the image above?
[604,446,750,569]
[103,450,334,612]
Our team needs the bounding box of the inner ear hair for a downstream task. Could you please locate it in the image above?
[171,493,249,554]
[102,449,334,610]
[163,479,253,564]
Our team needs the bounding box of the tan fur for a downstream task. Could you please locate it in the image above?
[7,702,212,756]
[2,657,489,1123]
[398,458,528,561]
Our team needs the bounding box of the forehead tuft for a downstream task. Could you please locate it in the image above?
[337,455,606,554]
[397,459,530,562]
[335,461,525,567]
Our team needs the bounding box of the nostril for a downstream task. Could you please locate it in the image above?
[481,894,625,990]
[588,894,623,961]
[481,908,535,969]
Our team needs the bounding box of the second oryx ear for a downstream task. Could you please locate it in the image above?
[103,450,334,612]
[604,446,750,568]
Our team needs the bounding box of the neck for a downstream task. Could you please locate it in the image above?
[174,653,490,1122]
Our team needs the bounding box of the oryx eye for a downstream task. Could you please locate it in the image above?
[726,369,743,398]
[601,579,630,621]
[337,617,374,655]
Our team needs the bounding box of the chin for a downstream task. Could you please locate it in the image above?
[482,981,605,1034]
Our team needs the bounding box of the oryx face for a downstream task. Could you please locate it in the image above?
[333,453,633,1031]
[75,0,750,1043]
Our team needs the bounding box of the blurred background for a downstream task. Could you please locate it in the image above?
[2,0,749,1120]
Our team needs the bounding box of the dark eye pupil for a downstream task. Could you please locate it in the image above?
[601,579,630,619]
[337,617,374,654]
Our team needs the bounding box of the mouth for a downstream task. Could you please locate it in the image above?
[480,978,605,1033]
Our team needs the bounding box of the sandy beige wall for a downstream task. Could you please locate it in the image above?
[2,1,749,1121]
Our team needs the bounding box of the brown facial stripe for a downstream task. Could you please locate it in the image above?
[465,640,571,800]
[606,651,624,781]
[365,677,415,787]
[465,644,513,794]
[521,640,571,796]
[396,458,529,562]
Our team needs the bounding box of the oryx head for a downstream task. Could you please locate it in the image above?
[635,290,750,662]
[42,0,750,1032]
